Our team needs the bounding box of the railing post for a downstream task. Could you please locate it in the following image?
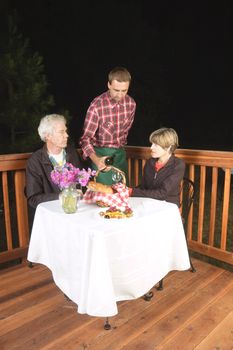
[14,170,29,247]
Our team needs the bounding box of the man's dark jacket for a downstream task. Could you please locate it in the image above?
[26,144,84,209]
[131,155,185,206]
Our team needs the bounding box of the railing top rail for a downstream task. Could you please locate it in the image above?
[0,153,31,161]
[124,147,233,167]
[175,149,233,167]
[0,147,233,170]
[0,153,31,171]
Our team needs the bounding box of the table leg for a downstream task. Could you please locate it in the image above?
[156,279,164,291]
[104,317,111,330]
[143,291,154,301]
[190,260,196,273]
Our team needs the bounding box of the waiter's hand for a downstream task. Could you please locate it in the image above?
[89,153,109,171]
[97,157,107,171]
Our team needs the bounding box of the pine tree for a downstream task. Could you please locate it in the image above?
[0,15,55,153]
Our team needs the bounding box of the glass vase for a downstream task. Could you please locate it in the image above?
[61,185,79,214]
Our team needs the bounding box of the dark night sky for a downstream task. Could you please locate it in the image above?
[1,0,233,150]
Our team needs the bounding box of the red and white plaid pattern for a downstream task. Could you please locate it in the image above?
[80,91,136,158]
[83,183,131,211]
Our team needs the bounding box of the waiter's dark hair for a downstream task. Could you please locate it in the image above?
[108,67,131,84]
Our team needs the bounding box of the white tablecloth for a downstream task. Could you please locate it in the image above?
[28,197,190,317]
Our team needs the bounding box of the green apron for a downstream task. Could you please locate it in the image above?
[92,147,128,185]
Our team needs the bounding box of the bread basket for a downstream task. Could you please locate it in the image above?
[83,166,130,211]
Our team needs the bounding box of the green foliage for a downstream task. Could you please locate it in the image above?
[0,15,55,153]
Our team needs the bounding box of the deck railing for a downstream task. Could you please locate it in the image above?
[0,147,233,266]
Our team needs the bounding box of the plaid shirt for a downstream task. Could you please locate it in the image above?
[80,91,136,158]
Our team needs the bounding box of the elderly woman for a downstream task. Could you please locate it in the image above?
[26,114,84,209]
[130,127,185,206]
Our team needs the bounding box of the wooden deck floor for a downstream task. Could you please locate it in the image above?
[1,258,233,350]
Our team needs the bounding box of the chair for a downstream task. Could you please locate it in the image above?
[156,177,196,291]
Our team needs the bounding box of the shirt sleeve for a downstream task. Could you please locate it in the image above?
[80,104,99,158]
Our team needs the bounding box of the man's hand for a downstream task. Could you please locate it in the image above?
[90,153,110,171]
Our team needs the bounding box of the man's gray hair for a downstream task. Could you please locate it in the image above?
[38,114,66,142]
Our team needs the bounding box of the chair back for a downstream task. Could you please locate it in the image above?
[180,177,195,228]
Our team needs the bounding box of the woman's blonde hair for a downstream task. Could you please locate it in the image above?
[149,127,179,153]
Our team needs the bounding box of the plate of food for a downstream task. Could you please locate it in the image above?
[99,206,133,219]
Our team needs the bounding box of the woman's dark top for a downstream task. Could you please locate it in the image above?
[131,155,185,207]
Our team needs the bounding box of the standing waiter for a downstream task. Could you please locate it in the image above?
[79,67,136,185]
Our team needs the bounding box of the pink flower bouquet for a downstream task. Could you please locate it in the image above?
[51,163,96,189]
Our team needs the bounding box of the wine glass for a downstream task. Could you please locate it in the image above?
[112,169,122,183]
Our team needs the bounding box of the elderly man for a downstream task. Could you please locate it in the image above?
[26,114,84,209]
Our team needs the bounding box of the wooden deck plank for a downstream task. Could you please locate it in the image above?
[163,289,233,350]
[1,283,60,317]
[0,265,50,295]
[121,271,233,350]
[195,310,233,349]
[0,293,65,337]
[0,263,47,281]
[0,259,233,350]
[1,303,93,350]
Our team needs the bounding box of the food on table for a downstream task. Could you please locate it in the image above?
[99,206,133,219]
[96,200,109,207]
